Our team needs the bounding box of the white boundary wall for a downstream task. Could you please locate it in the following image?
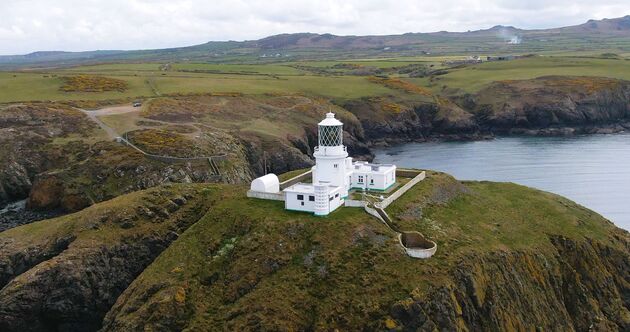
[344,199,366,207]
[364,205,386,223]
[279,170,313,190]
[246,190,284,201]
[377,171,426,209]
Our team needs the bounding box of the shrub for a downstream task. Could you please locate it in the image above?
[59,75,129,93]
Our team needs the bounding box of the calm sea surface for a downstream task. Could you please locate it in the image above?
[373,134,630,231]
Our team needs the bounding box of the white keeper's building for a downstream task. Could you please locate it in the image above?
[249,112,396,216]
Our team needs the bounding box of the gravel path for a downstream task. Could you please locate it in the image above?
[79,105,140,139]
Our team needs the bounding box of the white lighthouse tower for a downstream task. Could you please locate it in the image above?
[312,113,351,198]
[249,111,397,216]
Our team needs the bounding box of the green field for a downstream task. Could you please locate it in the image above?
[2,54,630,103]
[412,56,630,93]
[0,71,397,103]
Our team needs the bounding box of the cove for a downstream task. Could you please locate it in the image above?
[373,134,630,231]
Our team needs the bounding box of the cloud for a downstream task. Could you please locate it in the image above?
[0,0,629,55]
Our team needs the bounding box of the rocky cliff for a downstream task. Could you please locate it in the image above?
[343,76,630,145]
[0,184,217,331]
[470,76,630,135]
[94,174,630,331]
[0,103,97,206]
[390,236,629,330]
[2,81,630,230]
[0,173,627,331]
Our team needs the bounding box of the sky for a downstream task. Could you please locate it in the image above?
[1,0,630,55]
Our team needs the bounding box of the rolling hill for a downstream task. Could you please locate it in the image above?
[1,16,630,68]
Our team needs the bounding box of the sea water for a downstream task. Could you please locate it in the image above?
[373,134,630,230]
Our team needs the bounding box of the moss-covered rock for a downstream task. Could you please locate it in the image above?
[96,172,628,331]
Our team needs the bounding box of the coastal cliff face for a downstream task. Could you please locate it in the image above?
[1,78,630,228]
[96,174,628,331]
[0,175,626,331]
[343,96,479,145]
[0,104,97,206]
[472,76,630,135]
[391,235,630,331]
[343,76,630,145]
[0,184,216,331]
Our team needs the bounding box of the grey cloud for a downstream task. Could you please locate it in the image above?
[0,0,629,55]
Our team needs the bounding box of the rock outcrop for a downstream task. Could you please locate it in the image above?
[391,235,630,331]
[472,76,630,135]
[0,184,217,331]
[343,76,630,144]
[2,83,630,231]
[97,176,629,331]
[343,97,480,145]
[0,104,97,206]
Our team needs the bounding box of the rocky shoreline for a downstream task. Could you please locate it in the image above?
[364,122,629,148]
[0,200,64,232]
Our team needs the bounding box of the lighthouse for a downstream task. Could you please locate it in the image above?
[249,112,397,216]
[312,113,351,198]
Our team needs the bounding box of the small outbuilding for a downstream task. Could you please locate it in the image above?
[250,174,280,193]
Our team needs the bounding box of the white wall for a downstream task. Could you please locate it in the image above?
[350,168,396,191]
[314,155,348,189]
[285,188,344,215]
[328,188,343,213]
[285,192,316,213]
[247,190,284,201]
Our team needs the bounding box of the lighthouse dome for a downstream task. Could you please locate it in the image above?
[318,112,343,126]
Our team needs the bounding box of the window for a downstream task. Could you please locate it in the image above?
[358,175,364,183]
[309,196,315,202]
[319,125,342,146]
[334,164,338,169]
[329,196,333,201]
[297,194,304,201]
[335,193,339,198]
[301,202,304,206]
[370,179,374,185]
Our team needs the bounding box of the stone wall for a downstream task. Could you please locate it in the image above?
[344,199,366,207]
[279,170,313,190]
[246,190,284,201]
[378,171,426,209]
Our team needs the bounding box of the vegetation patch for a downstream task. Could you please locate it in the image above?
[60,75,129,93]
[126,129,205,158]
[540,76,622,93]
[368,76,433,96]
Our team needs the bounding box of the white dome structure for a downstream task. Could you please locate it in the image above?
[250,174,280,193]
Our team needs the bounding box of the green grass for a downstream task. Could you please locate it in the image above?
[65,63,164,72]
[146,74,394,100]
[0,66,398,103]
[386,171,616,256]
[2,171,625,330]
[102,171,624,330]
[411,56,630,93]
[171,63,304,75]
[3,55,630,103]
[0,72,154,102]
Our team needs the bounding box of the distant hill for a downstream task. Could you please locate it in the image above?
[1,15,630,68]
[555,15,630,33]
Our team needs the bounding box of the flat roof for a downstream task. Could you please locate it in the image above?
[352,162,396,174]
[283,182,341,194]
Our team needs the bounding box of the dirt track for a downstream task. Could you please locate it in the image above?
[79,105,140,139]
